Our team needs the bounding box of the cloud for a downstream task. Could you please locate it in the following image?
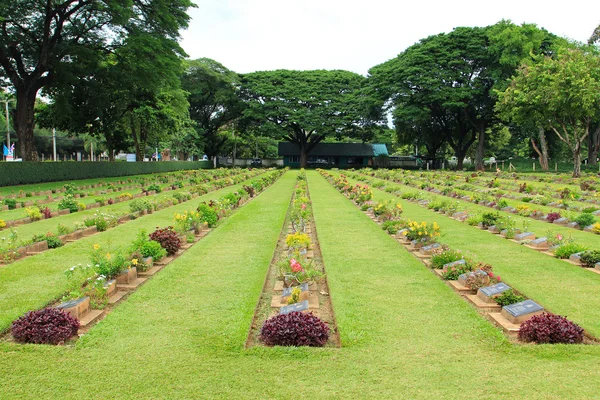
[180,0,600,75]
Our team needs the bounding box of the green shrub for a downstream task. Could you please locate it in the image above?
[554,242,588,259]
[0,161,211,186]
[129,198,150,214]
[197,203,218,227]
[58,195,78,213]
[147,184,162,193]
[481,212,500,228]
[574,213,596,228]
[431,249,463,269]
[140,240,167,261]
[494,290,526,307]
[580,250,600,268]
[4,198,16,210]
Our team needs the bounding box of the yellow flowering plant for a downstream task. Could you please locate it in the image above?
[372,200,403,221]
[90,244,129,279]
[174,210,204,234]
[285,232,311,250]
[405,220,441,243]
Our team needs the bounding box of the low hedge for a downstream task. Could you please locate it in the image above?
[0,161,212,186]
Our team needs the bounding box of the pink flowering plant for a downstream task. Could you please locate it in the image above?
[278,255,323,286]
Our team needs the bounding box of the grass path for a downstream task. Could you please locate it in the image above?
[1,171,600,399]
[337,171,600,337]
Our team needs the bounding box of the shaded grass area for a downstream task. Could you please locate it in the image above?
[1,171,600,399]
[0,174,267,331]
[338,171,600,337]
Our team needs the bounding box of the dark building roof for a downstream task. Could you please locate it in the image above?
[278,142,387,157]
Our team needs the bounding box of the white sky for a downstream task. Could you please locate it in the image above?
[180,0,600,75]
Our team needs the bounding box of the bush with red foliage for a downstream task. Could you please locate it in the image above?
[518,313,584,344]
[546,212,562,223]
[149,226,181,255]
[243,185,255,197]
[12,308,80,345]
[41,206,52,219]
[260,311,329,347]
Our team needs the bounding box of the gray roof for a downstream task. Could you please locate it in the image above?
[278,142,386,157]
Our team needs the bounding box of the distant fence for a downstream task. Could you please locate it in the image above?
[0,161,212,187]
[217,157,284,167]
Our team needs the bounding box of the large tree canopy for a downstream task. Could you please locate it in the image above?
[496,47,600,177]
[368,21,560,169]
[182,58,244,159]
[38,29,189,161]
[0,0,194,160]
[239,69,382,167]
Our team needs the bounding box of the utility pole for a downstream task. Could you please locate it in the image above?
[4,97,9,148]
[255,137,258,158]
[52,128,57,161]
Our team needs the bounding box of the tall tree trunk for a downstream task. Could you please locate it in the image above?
[14,86,38,161]
[299,146,308,168]
[531,128,549,171]
[572,146,582,178]
[456,150,466,170]
[475,127,485,171]
[588,124,600,167]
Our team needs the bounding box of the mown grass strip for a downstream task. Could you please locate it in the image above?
[2,171,600,398]
[337,171,600,337]
[0,174,268,332]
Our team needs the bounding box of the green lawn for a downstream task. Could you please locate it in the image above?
[0,173,266,332]
[334,171,600,337]
[1,170,600,399]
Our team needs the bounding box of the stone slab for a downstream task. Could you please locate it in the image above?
[501,300,544,324]
[279,300,309,315]
[57,296,90,319]
[466,294,501,311]
[514,232,535,241]
[138,265,162,277]
[448,280,474,293]
[108,291,128,305]
[79,309,104,328]
[271,291,315,308]
[489,312,521,335]
[117,277,146,291]
[116,267,137,284]
[477,282,511,303]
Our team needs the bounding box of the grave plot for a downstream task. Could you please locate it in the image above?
[348,170,600,276]
[357,169,600,237]
[0,168,267,266]
[0,170,285,334]
[3,170,285,344]
[246,171,339,348]
[319,170,593,344]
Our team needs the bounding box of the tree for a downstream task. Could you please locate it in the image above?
[0,0,194,160]
[40,28,188,161]
[496,47,600,177]
[182,58,244,160]
[239,69,382,167]
[368,21,560,170]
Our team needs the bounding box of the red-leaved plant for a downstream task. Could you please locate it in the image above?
[12,308,80,345]
[546,212,562,223]
[150,226,181,255]
[518,313,584,344]
[260,311,329,347]
[41,206,52,219]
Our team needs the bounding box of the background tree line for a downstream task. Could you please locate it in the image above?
[1,7,599,175]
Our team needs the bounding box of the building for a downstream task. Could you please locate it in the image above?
[278,142,389,168]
